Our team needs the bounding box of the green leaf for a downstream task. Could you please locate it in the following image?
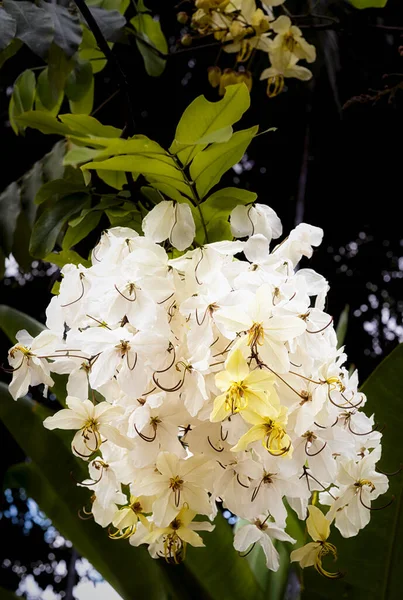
[59,113,122,138]
[35,179,87,206]
[83,156,186,186]
[302,343,403,600]
[11,162,42,271]
[0,585,19,600]
[35,67,64,115]
[190,126,258,198]
[66,60,93,102]
[0,304,45,342]
[16,111,71,136]
[131,13,167,77]
[63,145,99,167]
[0,384,169,600]
[9,69,36,134]
[0,7,16,51]
[39,0,82,57]
[92,135,167,159]
[3,0,54,58]
[97,169,128,190]
[193,187,257,244]
[79,26,108,74]
[47,42,74,94]
[0,182,20,255]
[0,38,23,68]
[62,210,102,250]
[69,77,94,115]
[349,0,387,7]
[171,84,251,165]
[88,7,126,41]
[30,193,90,257]
[44,249,91,268]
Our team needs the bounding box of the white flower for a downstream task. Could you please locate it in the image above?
[234,519,296,571]
[43,396,132,457]
[8,329,58,399]
[230,203,282,241]
[142,201,195,251]
[132,452,214,527]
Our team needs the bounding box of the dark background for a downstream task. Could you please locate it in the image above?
[1,0,402,597]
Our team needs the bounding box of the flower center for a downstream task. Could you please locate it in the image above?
[225,382,248,414]
[247,322,265,348]
[169,476,184,492]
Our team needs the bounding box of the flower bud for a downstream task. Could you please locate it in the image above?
[177,12,188,25]
[181,33,193,47]
[208,66,222,89]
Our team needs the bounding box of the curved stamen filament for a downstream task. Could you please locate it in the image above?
[115,283,137,302]
[61,274,85,307]
[359,488,395,511]
[134,423,157,442]
[305,440,327,457]
[239,542,256,558]
[207,436,224,452]
[306,317,334,335]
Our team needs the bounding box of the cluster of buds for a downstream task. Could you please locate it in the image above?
[7,200,389,574]
[186,0,315,97]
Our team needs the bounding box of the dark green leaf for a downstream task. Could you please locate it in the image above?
[185,512,264,600]
[35,179,87,206]
[39,0,82,57]
[303,343,403,600]
[69,77,94,115]
[9,69,36,134]
[35,67,64,114]
[66,60,93,102]
[0,585,19,600]
[3,0,54,58]
[0,7,16,51]
[0,304,45,342]
[47,42,74,94]
[0,182,20,255]
[0,383,169,600]
[30,193,90,257]
[62,210,102,250]
[42,141,66,181]
[88,7,126,42]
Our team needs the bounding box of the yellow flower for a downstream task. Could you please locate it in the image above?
[142,506,214,563]
[231,405,292,456]
[210,349,276,422]
[290,505,342,579]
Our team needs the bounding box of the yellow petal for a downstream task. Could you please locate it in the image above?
[306,505,330,542]
[230,424,266,452]
[290,542,319,568]
[225,349,249,381]
[244,368,276,392]
[210,393,229,423]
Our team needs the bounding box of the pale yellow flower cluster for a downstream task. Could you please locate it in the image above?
[191,0,316,96]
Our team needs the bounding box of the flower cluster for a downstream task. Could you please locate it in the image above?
[7,203,388,574]
[189,0,315,97]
